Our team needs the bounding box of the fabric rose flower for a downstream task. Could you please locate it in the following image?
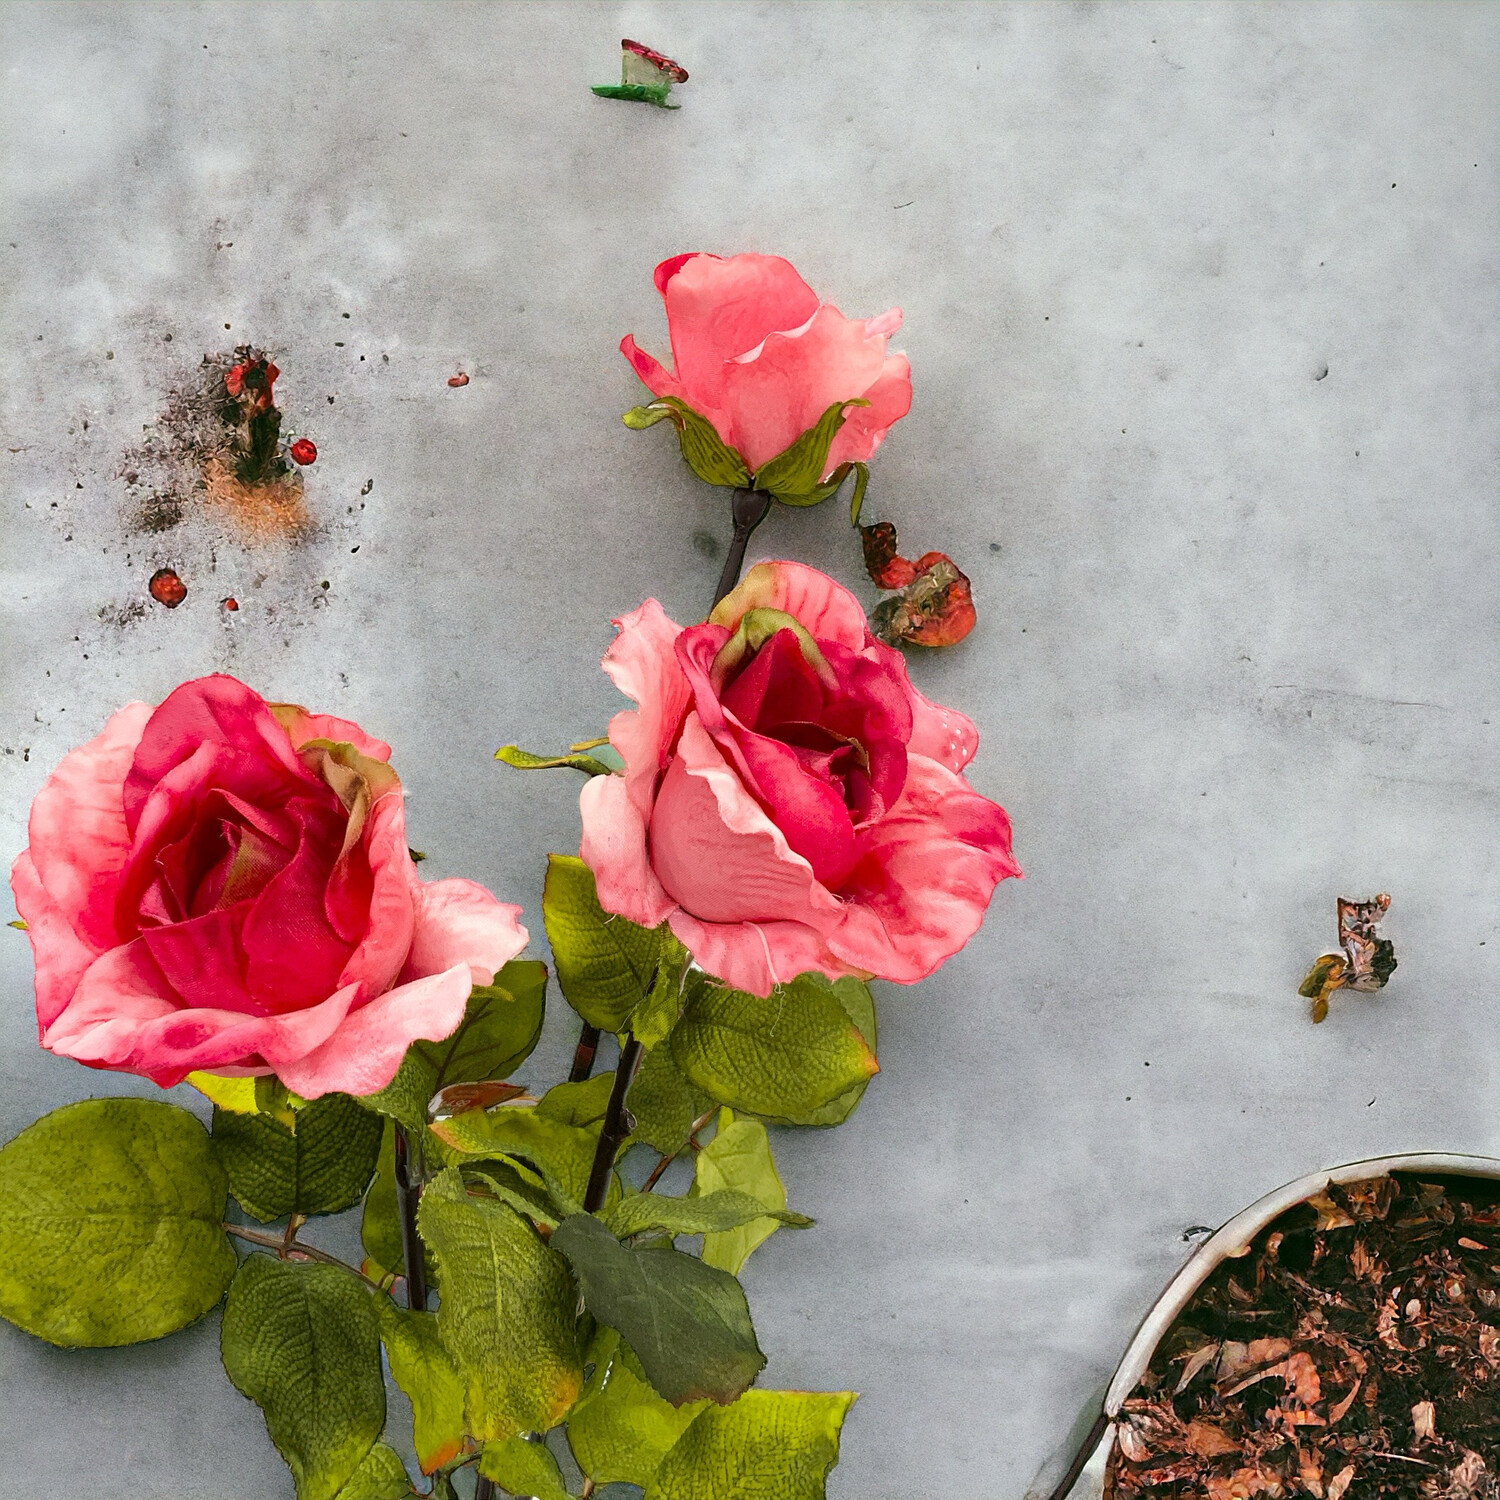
[620,252,912,477]
[579,561,1018,996]
[10,675,526,1096]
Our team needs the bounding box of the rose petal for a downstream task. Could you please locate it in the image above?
[823,351,912,473]
[336,793,417,996]
[10,849,99,1033]
[402,877,528,986]
[25,701,151,951]
[899,664,980,773]
[274,965,475,1098]
[709,560,872,650]
[579,771,678,929]
[271,703,393,762]
[667,907,863,998]
[619,335,692,408]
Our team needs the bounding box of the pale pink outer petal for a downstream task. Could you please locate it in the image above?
[10,850,98,1034]
[619,335,692,408]
[718,303,895,471]
[823,351,912,473]
[667,908,862,998]
[275,964,475,1098]
[710,560,871,649]
[402,877,528,985]
[579,772,677,929]
[24,701,152,951]
[336,792,417,997]
[825,755,1020,984]
[898,670,980,774]
[280,708,393,762]
[647,716,844,931]
[41,940,360,1086]
[600,599,692,824]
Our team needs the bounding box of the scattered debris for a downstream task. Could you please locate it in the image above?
[861,519,975,647]
[447,372,470,388]
[149,568,187,608]
[221,597,239,612]
[593,38,689,108]
[289,437,317,465]
[1106,1173,1500,1500]
[1300,895,1397,1023]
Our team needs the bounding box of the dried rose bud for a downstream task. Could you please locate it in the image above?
[149,568,187,608]
[289,438,317,465]
[870,552,976,648]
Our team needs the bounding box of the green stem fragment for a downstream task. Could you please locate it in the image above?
[222,1223,386,1295]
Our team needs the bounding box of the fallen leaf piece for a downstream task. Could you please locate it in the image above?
[447,373,469,388]
[289,437,317,465]
[149,568,187,608]
[861,521,975,647]
[1106,1174,1500,1500]
[593,38,687,107]
[1300,892,1395,1022]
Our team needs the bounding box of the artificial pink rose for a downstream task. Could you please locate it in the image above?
[10,675,527,1096]
[620,252,913,475]
[579,561,1019,996]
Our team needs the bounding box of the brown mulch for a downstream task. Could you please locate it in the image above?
[1105,1174,1500,1500]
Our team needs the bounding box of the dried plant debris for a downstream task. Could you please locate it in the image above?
[593,38,689,108]
[1300,895,1398,1023]
[861,520,976,647]
[1106,1173,1500,1500]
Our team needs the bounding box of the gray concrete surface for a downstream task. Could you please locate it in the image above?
[2,2,1497,1495]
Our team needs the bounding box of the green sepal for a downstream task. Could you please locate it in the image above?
[622,397,751,489]
[543,853,686,1033]
[669,971,878,1123]
[377,1303,466,1475]
[219,1256,386,1500]
[750,399,869,502]
[603,1188,811,1241]
[256,1074,300,1129]
[416,1167,584,1442]
[694,1113,792,1275]
[358,959,547,1134]
[567,1325,708,1489]
[334,1444,414,1500]
[495,744,615,777]
[550,1213,765,1408]
[593,82,678,108]
[0,1097,235,1347]
[478,1436,572,1500]
[846,462,870,526]
[645,1390,858,1500]
[213,1091,383,1223]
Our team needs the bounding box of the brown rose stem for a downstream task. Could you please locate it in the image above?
[392,1124,428,1311]
[474,1477,496,1500]
[223,1223,386,1295]
[581,1033,645,1214]
[713,487,772,609]
[568,1022,601,1082]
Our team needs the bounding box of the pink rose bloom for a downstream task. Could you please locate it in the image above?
[10,675,527,1096]
[580,562,1019,996]
[620,252,913,475]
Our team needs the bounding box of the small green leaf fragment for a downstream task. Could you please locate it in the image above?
[646,1389,857,1500]
[0,1097,234,1346]
[462,1156,563,1228]
[536,1071,616,1127]
[593,82,678,107]
[551,1213,765,1407]
[478,1435,572,1500]
[377,1303,465,1475]
[430,1105,601,1215]
[335,1443,413,1500]
[622,403,678,430]
[604,1187,810,1242]
[495,744,615,777]
[670,971,878,1122]
[694,1114,792,1274]
[632,960,684,1049]
[417,1168,583,1441]
[751,399,869,502]
[214,1092,383,1222]
[220,1256,385,1500]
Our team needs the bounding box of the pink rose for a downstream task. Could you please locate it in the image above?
[620,253,913,475]
[10,675,527,1096]
[579,562,1019,996]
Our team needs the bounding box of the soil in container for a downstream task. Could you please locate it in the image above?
[1106,1174,1500,1500]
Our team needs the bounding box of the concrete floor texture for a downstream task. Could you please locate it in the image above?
[2,2,1496,1495]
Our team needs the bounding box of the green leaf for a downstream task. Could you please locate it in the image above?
[462,1155,564,1228]
[622,397,750,488]
[0,1097,235,1346]
[335,1444,413,1500]
[787,977,879,1128]
[632,960,685,1049]
[646,1390,857,1500]
[550,1214,765,1407]
[214,1092,383,1223]
[627,1043,715,1155]
[360,1121,438,1286]
[496,744,614,777]
[694,1115,791,1275]
[360,959,546,1133]
[220,1256,385,1500]
[604,1188,810,1242]
[377,1303,465,1475]
[543,854,682,1031]
[478,1435,572,1500]
[669,972,878,1123]
[416,1167,583,1441]
[593,81,678,107]
[535,1072,615,1127]
[431,1105,602,1216]
[750,399,869,502]
[568,1326,708,1489]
